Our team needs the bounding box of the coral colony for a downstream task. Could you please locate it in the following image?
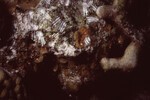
[0,0,149,99]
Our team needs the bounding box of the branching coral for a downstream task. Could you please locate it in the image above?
[96,0,126,23]
[96,0,144,71]
[101,41,141,71]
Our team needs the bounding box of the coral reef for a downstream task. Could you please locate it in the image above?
[0,0,149,99]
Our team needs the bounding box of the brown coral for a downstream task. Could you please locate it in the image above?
[74,26,91,48]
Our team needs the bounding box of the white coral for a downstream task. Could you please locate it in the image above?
[32,31,46,46]
[101,41,141,71]
[55,41,76,56]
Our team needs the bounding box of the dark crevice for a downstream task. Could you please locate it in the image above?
[125,0,150,28]
[0,1,14,48]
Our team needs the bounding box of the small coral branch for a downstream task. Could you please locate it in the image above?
[96,0,126,23]
[100,41,141,71]
[96,5,115,19]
